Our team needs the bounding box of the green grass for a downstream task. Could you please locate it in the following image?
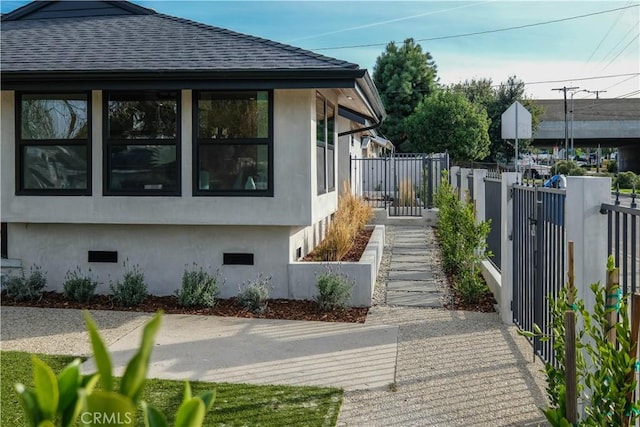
[1,351,342,426]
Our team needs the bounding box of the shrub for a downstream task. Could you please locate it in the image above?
[175,264,220,308]
[613,171,639,190]
[62,267,98,303]
[520,257,640,426]
[5,264,47,301]
[110,262,148,307]
[315,270,353,311]
[435,171,491,304]
[237,274,271,314]
[550,160,585,177]
[606,159,618,173]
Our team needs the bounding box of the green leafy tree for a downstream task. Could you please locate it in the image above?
[372,38,438,150]
[405,90,490,161]
[451,76,543,162]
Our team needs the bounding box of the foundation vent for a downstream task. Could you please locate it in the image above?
[88,251,118,263]
[223,253,254,265]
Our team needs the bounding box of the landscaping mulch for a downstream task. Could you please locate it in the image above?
[302,228,373,262]
[0,291,368,323]
[440,275,497,313]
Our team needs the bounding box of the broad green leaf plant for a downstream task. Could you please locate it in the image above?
[15,311,215,427]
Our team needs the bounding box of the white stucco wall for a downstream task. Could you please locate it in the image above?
[1,89,316,226]
[7,222,292,298]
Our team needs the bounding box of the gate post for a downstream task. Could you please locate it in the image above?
[500,172,519,324]
[473,169,488,224]
[565,176,611,313]
[450,166,460,197]
[459,168,472,202]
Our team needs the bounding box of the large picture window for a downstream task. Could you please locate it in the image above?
[105,92,179,195]
[316,93,335,194]
[17,93,91,194]
[195,91,272,195]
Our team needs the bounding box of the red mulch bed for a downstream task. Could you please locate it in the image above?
[0,292,368,323]
[0,229,375,323]
[443,284,497,313]
[302,228,373,262]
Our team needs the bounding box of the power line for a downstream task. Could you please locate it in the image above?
[286,0,494,43]
[602,32,640,71]
[311,4,639,51]
[585,1,632,64]
[599,21,639,64]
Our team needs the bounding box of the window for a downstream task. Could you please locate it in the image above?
[316,93,335,194]
[105,91,180,195]
[195,91,272,195]
[17,93,91,194]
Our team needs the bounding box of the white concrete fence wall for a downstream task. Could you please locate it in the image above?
[459,169,611,324]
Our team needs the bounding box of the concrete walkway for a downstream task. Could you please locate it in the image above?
[386,226,441,307]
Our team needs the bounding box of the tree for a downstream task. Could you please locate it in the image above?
[405,90,490,161]
[451,76,544,163]
[373,38,438,150]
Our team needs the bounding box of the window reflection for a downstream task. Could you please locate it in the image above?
[23,145,87,189]
[199,145,268,191]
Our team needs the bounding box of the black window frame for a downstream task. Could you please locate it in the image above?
[103,90,181,196]
[15,91,92,196]
[193,90,274,197]
[316,93,336,195]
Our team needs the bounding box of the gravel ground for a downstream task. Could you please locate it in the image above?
[338,223,550,427]
[0,307,151,356]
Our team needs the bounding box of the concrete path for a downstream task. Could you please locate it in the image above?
[81,314,398,391]
[386,226,442,307]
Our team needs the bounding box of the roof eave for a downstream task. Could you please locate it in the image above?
[0,68,367,90]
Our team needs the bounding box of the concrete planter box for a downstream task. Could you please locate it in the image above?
[287,225,385,307]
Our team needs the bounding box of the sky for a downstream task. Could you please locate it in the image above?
[2,0,639,100]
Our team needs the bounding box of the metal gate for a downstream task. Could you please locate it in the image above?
[351,153,449,216]
[512,184,566,365]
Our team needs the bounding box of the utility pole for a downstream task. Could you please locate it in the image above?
[552,86,579,160]
[586,90,607,99]
[570,89,586,159]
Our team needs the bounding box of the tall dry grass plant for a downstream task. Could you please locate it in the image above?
[314,182,373,261]
[398,179,417,207]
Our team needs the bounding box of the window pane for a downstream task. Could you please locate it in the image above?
[199,144,269,191]
[327,103,335,146]
[328,147,335,190]
[317,145,326,193]
[316,95,325,143]
[23,145,87,189]
[198,91,269,139]
[109,145,177,192]
[109,93,177,139]
[21,94,88,140]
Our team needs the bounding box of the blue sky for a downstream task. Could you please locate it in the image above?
[2,0,639,99]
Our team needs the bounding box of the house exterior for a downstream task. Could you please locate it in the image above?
[0,0,386,299]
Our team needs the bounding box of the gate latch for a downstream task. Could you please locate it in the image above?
[528,217,537,237]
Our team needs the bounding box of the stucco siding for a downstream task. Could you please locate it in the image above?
[7,223,292,298]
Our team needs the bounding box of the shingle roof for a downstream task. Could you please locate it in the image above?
[1,5,360,73]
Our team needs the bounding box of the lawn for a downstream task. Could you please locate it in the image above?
[1,351,342,426]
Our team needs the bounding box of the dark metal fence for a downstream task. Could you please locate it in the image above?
[484,177,502,270]
[600,197,640,295]
[513,184,566,366]
[351,153,449,216]
[467,173,474,201]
